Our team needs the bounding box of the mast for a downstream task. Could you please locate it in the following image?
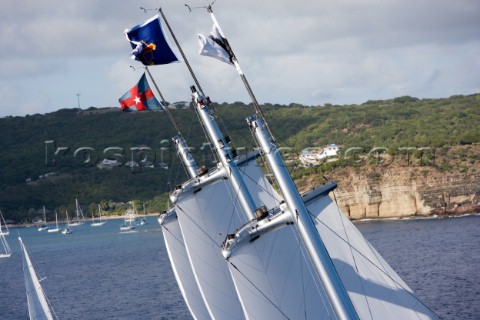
[191,86,257,220]
[159,7,259,220]
[207,7,358,320]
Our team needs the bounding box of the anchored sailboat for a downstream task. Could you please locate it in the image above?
[62,211,73,235]
[0,210,9,236]
[0,229,11,258]
[37,206,49,232]
[126,7,438,319]
[120,203,136,231]
[68,199,85,227]
[19,237,56,320]
[47,212,61,233]
[91,204,107,227]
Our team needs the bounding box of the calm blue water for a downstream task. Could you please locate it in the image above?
[1,215,478,319]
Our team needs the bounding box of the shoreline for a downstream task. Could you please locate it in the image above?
[353,212,480,223]
[5,213,161,229]
[5,212,479,229]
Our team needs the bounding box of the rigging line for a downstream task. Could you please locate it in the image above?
[162,224,188,249]
[299,232,308,320]
[288,219,334,316]
[144,66,182,134]
[206,5,275,141]
[227,261,290,320]
[247,120,282,195]
[158,8,205,96]
[43,289,59,320]
[238,163,282,204]
[175,204,219,246]
[306,208,441,317]
[183,104,197,147]
[332,190,374,320]
[222,168,244,233]
[143,67,192,187]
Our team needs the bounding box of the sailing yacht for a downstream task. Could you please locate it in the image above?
[0,210,9,236]
[140,203,148,225]
[37,206,49,231]
[124,201,137,223]
[19,237,56,319]
[47,212,61,233]
[0,230,11,258]
[119,202,137,231]
[68,199,85,227]
[135,7,439,320]
[91,204,107,227]
[119,217,135,231]
[61,211,73,235]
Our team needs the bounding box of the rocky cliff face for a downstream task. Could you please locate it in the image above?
[299,166,480,220]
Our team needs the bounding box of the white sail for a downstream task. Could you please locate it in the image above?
[166,155,281,319]
[160,209,210,319]
[144,8,438,320]
[174,173,245,319]
[38,206,49,231]
[68,199,85,226]
[47,212,61,233]
[0,210,9,235]
[91,204,107,227]
[19,237,55,320]
[309,195,438,319]
[222,165,339,319]
[0,231,11,258]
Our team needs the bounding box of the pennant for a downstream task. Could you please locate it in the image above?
[125,15,180,66]
[118,73,164,111]
[197,24,233,65]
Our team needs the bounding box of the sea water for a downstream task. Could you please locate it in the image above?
[0,215,478,319]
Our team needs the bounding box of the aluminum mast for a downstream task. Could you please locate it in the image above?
[206,6,359,319]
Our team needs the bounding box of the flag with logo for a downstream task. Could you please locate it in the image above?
[197,24,233,65]
[118,73,163,111]
[125,15,180,65]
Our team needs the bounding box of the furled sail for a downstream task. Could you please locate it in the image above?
[19,237,55,320]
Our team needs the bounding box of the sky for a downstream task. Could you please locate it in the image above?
[1,0,479,117]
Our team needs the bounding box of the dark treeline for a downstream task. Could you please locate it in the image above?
[1,93,478,222]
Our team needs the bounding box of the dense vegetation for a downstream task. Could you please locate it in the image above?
[1,93,479,223]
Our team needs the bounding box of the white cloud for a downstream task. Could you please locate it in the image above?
[1,0,479,117]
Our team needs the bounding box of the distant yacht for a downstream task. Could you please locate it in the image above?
[91,204,107,227]
[68,199,85,227]
[0,229,11,258]
[47,212,61,233]
[62,211,73,235]
[0,210,9,236]
[37,206,49,232]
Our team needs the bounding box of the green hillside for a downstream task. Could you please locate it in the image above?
[1,93,479,222]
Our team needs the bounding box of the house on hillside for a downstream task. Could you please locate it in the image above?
[299,144,340,167]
